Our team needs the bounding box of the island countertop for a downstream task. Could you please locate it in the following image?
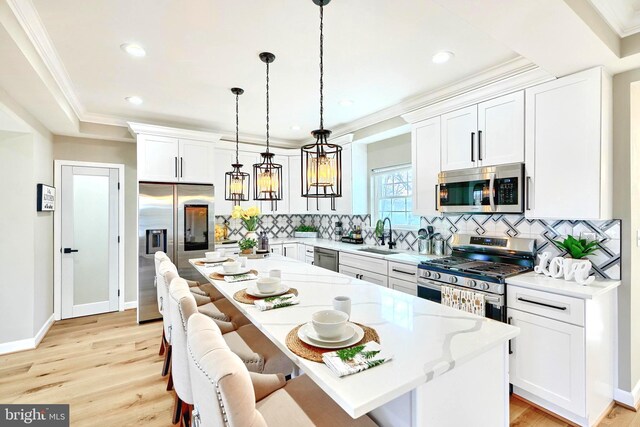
[190,255,519,421]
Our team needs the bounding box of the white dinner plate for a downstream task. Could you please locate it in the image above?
[246,284,290,298]
[212,266,251,276]
[297,323,364,349]
[201,257,228,263]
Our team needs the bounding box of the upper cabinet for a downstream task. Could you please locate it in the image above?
[525,67,612,220]
[130,123,220,184]
[411,116,441,217]
[441,92,524,171]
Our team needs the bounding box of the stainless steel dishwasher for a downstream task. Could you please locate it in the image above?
[314,247,339,271]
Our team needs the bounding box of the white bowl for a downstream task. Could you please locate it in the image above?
[205,251,221,261]
[311,310,348,340]
[222,261,240,273]
[256,277,280,293]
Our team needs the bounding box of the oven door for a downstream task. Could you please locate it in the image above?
[438,163,523,214]
[417,279,505,322]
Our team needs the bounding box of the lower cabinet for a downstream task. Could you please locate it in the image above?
[283,243,298,259]
[304,245,315,265]
[339,265,388,287]
[270,244,283,256]
[506,283,616,426]
[389,277,417,296]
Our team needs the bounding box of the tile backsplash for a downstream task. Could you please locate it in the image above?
[216,213,621,280]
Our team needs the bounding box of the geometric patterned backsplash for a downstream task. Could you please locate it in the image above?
[216,214,621,280]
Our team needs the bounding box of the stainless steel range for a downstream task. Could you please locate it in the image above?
[417,234,537,322]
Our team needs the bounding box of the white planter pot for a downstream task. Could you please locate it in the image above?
[245,231,258,242]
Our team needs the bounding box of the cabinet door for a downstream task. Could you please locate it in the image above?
[212,149,235,216]
[297,243,306,262]
[389,277,417,296]
[441,105,478,171]
[283,243,298,259]
[525,68,602,220]
[138,135,180,182]
[288,155,308,214]
[478,91,524,167]
[339,264,360,280]
[412,116,441,216]
[270,244,283,256]
[360,271,388,288]
[179,139,215,184]
[508,308,586,416]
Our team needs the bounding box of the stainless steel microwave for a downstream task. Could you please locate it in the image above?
[437,163,524,214]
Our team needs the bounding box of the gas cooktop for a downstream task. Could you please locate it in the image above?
[420,258,530,279]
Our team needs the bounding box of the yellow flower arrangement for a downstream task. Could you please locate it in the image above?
[231,206,260,231]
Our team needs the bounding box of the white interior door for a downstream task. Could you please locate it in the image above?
[60,165,119,319]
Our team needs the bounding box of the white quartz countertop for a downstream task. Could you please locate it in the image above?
[190,255,518,418]
[251,237,443,265]
[506,272,621,299]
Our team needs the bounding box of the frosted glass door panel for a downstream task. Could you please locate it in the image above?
[73,175,109,305]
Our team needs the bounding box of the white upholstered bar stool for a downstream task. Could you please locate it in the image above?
[186,313,378,427]
[168,279,295,425]
[154,251,170,360]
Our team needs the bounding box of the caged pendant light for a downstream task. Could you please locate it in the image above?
[301,0,342,211]
[253,52,283,210]
[224,87,250,205]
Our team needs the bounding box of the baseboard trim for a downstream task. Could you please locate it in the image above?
[34,314,55,347]
[124,301,137,310]
[0,314,56,355]
[614,381,640,411]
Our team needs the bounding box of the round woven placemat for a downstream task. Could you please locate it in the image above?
[233,287,298,304]
[208,269,258,281]
[286,323,380,363]
[194,258,234,266]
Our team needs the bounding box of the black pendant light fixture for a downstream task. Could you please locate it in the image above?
[253,52,283,210]
[224,87,250,206]
[301,0,342,211]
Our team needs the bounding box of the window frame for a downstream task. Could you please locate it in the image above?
[370,164,420,229]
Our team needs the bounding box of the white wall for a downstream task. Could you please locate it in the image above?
[52,136,138,303]
[367,133,412,215]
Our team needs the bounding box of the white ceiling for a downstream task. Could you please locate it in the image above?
[30,0,518,143]
[589,0,640,37]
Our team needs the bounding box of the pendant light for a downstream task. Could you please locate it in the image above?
[253,52,283,210]
[301,0,342,211]
[224,87,250,206]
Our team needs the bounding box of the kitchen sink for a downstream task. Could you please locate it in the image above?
[357,248,399,255]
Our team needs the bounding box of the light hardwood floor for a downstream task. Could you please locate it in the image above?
[0,310,637,426]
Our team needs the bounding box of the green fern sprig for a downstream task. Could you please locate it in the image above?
[264,295,293,303]
[336,345,365,361]
[361,350,380,360]
[366,359,387,369]
[271,302,295,310]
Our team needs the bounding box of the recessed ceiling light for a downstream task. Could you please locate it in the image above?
[432,51,454,64]
[125,96,143,105]
[120,43,146,58]
[339,99,354,107]
[290,125,301,131]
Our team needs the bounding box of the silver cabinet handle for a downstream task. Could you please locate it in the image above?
[489,172,496,212]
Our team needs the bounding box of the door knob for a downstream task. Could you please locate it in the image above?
[63,248,79,253]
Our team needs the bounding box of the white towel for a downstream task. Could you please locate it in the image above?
[254,295,299,311]
[322,341,392,378]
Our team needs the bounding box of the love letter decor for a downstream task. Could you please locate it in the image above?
[535,252,595,286]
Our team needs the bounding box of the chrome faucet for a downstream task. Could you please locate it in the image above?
[380,217,396,250]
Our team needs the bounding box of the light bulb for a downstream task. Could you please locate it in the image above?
[307,155,336,187]
[229,176,244,195]
[258,170,278,194]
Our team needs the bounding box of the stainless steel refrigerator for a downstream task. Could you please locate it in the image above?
[138,183,215,323]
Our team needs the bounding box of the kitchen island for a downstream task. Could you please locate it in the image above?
[190,255,519,427]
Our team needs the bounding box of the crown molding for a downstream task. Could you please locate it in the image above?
[588,0,640,37]
[7,0,84,120]
[127,122,221,142]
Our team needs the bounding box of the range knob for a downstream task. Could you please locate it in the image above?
[479,282,490,291]
[449,276,458,284]
[432,272,441,280]
[467,279,477,288]
[423,271,431,278]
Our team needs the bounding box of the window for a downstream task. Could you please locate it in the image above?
[372,165,420,228]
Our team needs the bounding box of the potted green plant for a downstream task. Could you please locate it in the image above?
[294,225,319,238]
[552,235,599,277]
[239,238,257,255]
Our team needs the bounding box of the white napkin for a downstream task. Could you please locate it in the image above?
[322,341,392,378]
[254,294,299,311]
[223,273,258,283]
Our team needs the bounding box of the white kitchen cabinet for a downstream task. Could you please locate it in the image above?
[335,143,368,215]
[477,91,524,166]
[339,264,360,280]
[389,277,417,296]
[296,243,306,262]
[288,155,308,214]
[339,252,388,276]
[507,281,617,426]
[361,271,388,288]
[525,67,612,220]
[411,116,441,216]
[508,308,586,416]
[282,243,298,259]
[137,135,180,182]
[441,105,478,171]
[212,149,235,216]
[136,133,215,184]
[270,244,283,256]
[304,245,315,265]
